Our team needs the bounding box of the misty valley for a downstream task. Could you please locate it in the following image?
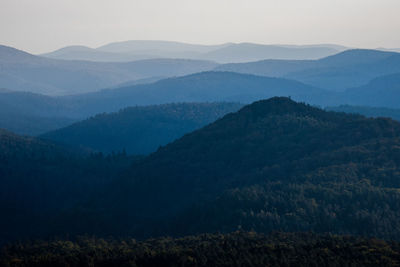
[1,40,400,266]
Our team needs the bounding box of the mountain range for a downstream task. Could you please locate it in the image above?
[0,45,217,95]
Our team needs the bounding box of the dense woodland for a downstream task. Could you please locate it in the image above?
[57,97,400,241]
[2,232,400,267]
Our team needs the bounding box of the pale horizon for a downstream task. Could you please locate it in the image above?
[1,0,400,54]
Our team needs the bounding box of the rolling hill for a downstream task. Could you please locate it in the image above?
[41,103,243,155]
[61,71,331,116]
[341,73,400,108]
[215,49,400,91]
[0,45,217,95]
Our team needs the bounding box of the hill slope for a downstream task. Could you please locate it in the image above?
[216,49,400,91]
[0,129,133,244]
[41,103,243,155]
[61,97,400,240]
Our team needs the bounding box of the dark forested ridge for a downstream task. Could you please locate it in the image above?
[58,97,400,241]
[41,103,243,155]
[2,232,400,267]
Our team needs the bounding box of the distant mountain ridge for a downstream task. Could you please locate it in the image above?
[42,40,345,63]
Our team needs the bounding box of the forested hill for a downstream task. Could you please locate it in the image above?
[41,102,243,155]
[64,97,400,240]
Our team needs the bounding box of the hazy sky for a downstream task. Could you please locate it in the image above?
[1,0,399,54]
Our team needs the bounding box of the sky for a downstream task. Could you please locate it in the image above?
[1,0,399,54]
